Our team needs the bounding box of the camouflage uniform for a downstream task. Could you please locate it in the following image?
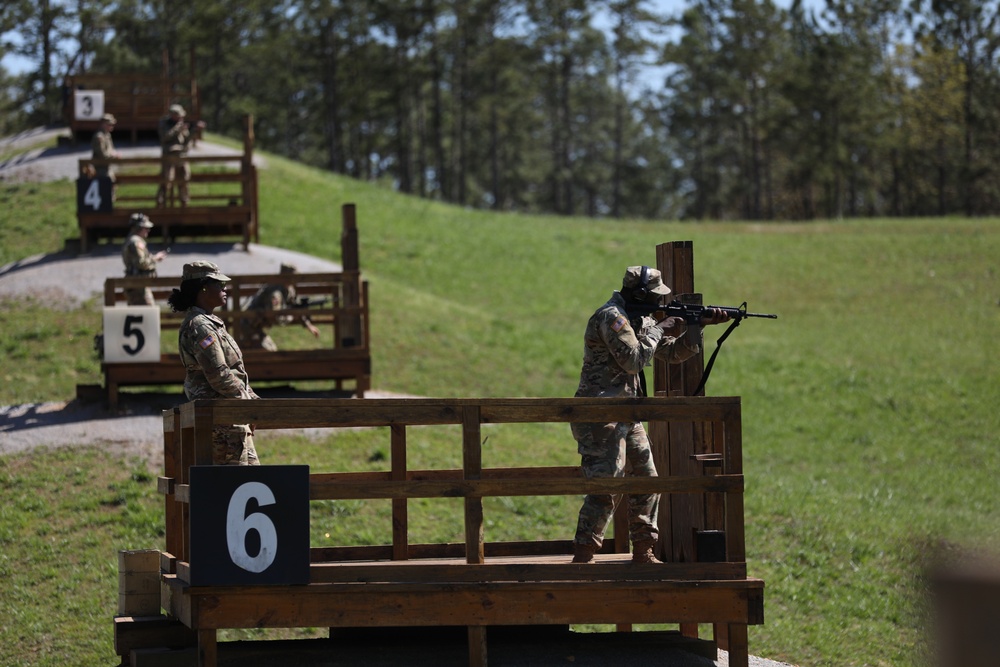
[178,268,261,466]
[122,215,158,305]
[156,105,194,206]
[91,114,117,179]
[238,283,296,351]
[572,282,701,553]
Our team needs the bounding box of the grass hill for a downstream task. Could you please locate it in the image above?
[2,134,1000,666]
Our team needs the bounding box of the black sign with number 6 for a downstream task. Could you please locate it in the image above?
[189,465,310,586]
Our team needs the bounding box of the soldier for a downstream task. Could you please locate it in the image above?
[238,263,321,351]
[91,113,120,179]
[570,265,730,565]
[121,213,167,305]
[155,104,205,206]
[167,261,261,466]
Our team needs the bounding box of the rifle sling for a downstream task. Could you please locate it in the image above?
[693,317,742,396]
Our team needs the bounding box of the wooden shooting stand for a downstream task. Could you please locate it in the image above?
[112,241,766,667]
[97,205,368,410]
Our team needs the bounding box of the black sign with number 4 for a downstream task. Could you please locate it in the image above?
[76,176,113,213]
[189,465,310,586]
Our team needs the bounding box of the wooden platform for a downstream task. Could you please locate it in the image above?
[127,396,765,667]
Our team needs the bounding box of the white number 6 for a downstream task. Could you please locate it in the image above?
[226,482,278,573]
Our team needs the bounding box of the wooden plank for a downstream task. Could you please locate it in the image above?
[113,615,197,657]
[306,474,743,500]
[307,559,749,584]
[183,580,763,629]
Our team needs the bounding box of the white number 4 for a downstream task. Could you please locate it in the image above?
[83,178,102,210]
[226,482,278,573]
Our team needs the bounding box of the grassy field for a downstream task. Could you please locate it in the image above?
[2,137,1000,666]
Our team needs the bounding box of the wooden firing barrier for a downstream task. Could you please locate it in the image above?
[125,396,764,667]
[76,116,258,252]
[98,204,367,410]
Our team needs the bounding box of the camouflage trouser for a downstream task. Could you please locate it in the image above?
[212,424,260,466]
[571,420,659,549]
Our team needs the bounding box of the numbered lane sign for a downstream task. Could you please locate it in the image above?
[74,89,105,120]
[77,176,113,213]
[189,465,310,586]
[103,306,160,363]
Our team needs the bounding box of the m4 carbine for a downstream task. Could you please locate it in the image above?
[625,300,777,324]
[625,299,777,395]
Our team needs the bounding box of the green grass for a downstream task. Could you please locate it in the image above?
[3,137,1000,665]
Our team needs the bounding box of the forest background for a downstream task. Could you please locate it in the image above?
[1,0,999,221]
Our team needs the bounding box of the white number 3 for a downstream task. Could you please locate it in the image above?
[226,482,278,573]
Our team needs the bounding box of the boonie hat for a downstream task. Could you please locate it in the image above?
[622,265,671,296]
[169,104,186,116]
[128,212,153,229]
[183,261,231,283]
[101,113,117,124]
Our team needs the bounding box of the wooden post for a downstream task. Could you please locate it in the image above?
[463,405,484,565]
[652,241,708,640]
[340,204,363,355]
[391,424,409,560]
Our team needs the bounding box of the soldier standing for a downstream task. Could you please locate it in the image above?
[121,213,167,305]
[570,265,729,565]
[156,104,205,206]
[167,261,261,466]
[91,113,120,179]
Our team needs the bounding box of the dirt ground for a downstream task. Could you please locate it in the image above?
[0,127,798,667]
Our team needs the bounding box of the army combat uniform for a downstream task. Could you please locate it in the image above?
[122,234,158,305]
[179,305,261,465]
[571,283,700,558]
[238,283,296,351]
[91,115,117,179]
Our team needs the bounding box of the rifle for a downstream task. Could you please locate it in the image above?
[291,296,332,309]
[625,299,777,395]
[624,300,777,325]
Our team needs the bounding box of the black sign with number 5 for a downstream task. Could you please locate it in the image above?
[189,465,310,586]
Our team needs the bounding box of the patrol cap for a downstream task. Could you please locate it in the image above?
[128,212,153,229]
[279,263,297,274]
[101,113,117,124]
[169,104,186,116]
[183,261,231,283]
[622,265,671,296]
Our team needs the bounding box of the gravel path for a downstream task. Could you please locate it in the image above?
[0,127,799,667]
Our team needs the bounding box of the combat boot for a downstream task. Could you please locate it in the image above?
[631,541,663,565]
[572,543,598,563]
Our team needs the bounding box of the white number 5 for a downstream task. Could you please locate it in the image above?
[226,482,278,573]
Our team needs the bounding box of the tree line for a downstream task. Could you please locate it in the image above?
[3,0,999,220]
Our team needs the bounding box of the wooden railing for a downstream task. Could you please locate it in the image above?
[148,396,763,667]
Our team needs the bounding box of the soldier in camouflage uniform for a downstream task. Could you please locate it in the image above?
[168,261,261,466]
[91,113,119,179]
[571,265,729,564]
[237,264,320,351]
[156,104,205,206]
[121,213,167,305]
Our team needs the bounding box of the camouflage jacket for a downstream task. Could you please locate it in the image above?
[91,130,116,161]
[178,307,258,401]
[159,116,192,155]
[574,291,700,399]
[122,234,157,276]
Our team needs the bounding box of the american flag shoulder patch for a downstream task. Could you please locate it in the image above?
[611,315,628,332]
[199,334,216,349]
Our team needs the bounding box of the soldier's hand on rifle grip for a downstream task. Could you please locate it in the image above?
[700,307,731,326]
[656,316,686,337]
